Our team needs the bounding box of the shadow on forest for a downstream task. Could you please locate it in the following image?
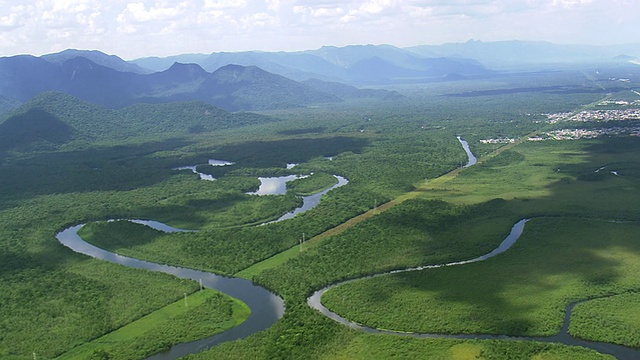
[557,137,640,182]
[0,238,77,277]
[212,137,369,167]
[0,136,369,209]
[0,138,194,206]
[131,192,252,229]
[328,135,640,336]
[0,109,74,151]
[376,219,637,335]
[0,251,36,277]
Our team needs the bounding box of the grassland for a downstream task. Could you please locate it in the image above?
[56,289,250,360]
[2,68,638,359]
[319,137,640,343]
[571,293,640,348]
[316,336,612,360]
[322,218,640,335]
[206,130,640,359]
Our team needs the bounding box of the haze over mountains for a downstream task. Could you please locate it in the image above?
[131,44,491,83]
[408,40,640,67]
[0,40,638,118]
[132,41,640,76]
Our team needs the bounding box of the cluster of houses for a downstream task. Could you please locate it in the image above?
[597,99,640,106]
[530,126,640,141]
[479,138,516,144]
[481,106,640,143]
[525,106,640,140]
[544,108,640,124]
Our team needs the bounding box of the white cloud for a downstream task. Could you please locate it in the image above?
[292,5,344,17]
[204,0,247,9]
[197,9,225,23]
[49,0,92,13]
[241,12,277,27]
[0,0,638,58]
[292,5,306,14]
[339,11,356,23]
[0,5,32,29]
[358,0,400,14]
[312,7,344,17]
[405,5,433,18]
[118,2,183,23]
[265,0,280,11]
[550,0,594,8]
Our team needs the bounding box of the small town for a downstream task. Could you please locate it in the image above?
[534,107,640,140]
[531,126,640,141]
[544,108,640,124]
[481,107,640,143]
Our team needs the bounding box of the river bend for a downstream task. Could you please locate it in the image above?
[55,171,350,358]
[307,219,640,359]
[307,136,640,360]
[56,225,285,360]
[54,139,639,359]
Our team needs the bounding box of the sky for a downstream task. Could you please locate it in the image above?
[0,0,638,59]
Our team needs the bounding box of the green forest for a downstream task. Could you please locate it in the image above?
[1,66,639,360]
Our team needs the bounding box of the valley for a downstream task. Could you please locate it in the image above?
[0,44,640,360]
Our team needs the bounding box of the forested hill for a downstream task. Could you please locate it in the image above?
[0,95,20,116]
[0,54,401,112]
[0,92,276,150]
[195,64,342,111]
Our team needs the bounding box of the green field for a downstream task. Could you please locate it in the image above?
[2,68,640,359]
[571,293,640,348]
[56,289,250,360]
[316,136,640,350]
[322,218,640,336]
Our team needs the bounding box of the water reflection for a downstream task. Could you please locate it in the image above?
[56,223,284,360]
[264,176,349,224]
[173,159,235,181]
[457,136,478,167]
[246,174,309,196]
[308,218,640,360]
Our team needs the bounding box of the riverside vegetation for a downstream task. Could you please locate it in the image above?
[0,67,639,359]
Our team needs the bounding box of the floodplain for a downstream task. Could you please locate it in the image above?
[1,66,640,360]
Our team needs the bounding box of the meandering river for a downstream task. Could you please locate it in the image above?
[307,219,640,359]
[55,171,348,359]
[306,139,639,360]
[55,140,639,359]
[57,224,285,360]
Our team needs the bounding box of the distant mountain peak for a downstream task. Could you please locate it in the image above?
[165,62,208,75]
[211,64,270,82]
[217,63,251,71]
[46,48,109,58]
[42,49,152,74]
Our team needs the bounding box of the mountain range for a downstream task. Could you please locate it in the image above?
[0,50,412,112]
[1,41,638,116]
[131,41,640,77]
[131,44,491,83]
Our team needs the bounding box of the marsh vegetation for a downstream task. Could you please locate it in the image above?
[1,67,639,359]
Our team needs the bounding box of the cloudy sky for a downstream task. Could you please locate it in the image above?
[0,0,637,59]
